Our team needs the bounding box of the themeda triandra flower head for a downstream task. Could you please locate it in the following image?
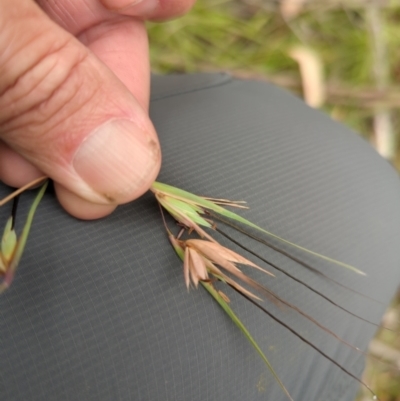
[170,235,274,299]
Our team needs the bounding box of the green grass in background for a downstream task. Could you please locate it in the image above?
[148,1,400,399]
[148,0,400,154]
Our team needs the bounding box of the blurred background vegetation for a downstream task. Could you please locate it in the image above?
[148,0,400,399]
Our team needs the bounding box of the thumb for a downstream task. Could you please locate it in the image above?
[0,1,161,216]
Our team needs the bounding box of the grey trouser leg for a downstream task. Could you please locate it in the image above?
[1,73,400,401]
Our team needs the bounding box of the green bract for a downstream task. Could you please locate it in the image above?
[1,217,17,264]
[0,181,48,293]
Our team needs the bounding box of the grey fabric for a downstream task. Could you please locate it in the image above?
[1,73,400,401]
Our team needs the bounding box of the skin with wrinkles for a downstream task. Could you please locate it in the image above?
[0,0,195,219]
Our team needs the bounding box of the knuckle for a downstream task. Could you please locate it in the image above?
[0,35,102,159]
[0,33,90,127]
[0,2,98,141]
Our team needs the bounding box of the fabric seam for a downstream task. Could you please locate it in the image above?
[150,73,234,102]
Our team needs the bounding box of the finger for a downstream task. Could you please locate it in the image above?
[0,1,161,210]
[78,16,150,109]
[55,183,117,219]
[36,1,154,218]
[1,2,161,220]
[37,0,196,30]
[37,0,153,116]
[37,0,195,104]
[99,0,197,20]
[59,17,152,218]
[0,141,43,188]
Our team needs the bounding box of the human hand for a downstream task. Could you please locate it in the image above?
[0,0,195,219]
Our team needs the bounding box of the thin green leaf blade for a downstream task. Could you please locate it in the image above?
[169,234,185,260]
[201,281,293,401]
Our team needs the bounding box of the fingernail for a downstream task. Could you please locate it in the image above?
[73,119,160,203]
[117,0,159,15]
